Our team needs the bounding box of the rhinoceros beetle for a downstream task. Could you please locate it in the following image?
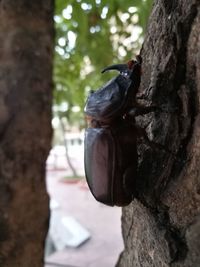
[84,55,155,206]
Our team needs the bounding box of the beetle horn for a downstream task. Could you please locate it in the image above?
[101,64,128,74]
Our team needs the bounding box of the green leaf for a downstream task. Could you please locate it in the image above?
[53,0,153,127]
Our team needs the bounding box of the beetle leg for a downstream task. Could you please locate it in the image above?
[136,126,178,157]
[123,166,136,198]
[159,104,178,113]
[128,105,157,117]
[128,103,177,117]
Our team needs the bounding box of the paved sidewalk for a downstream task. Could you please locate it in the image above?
[45,170,124,267]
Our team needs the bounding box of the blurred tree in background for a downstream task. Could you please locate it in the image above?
[53,0,153,131]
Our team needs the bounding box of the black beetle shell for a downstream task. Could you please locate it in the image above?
[84,75,132,123]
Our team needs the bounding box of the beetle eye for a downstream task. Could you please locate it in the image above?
[127,60,135,69]
[136,55,142,64]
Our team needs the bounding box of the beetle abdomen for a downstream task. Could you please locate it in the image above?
[84,127,116,206]
[84,125,135,206]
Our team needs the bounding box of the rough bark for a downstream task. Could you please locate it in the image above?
[0,1,54,266]
[117,0,200,266]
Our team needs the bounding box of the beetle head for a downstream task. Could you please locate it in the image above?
[101,55,142,81]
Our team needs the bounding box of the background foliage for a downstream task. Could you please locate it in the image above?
[53,0,153,130]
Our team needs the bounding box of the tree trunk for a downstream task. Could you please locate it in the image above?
[117,0,200,266]
[0,1,54,266]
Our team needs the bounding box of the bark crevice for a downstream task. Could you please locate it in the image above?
[153,203,188,263]
[118,1,200,266]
